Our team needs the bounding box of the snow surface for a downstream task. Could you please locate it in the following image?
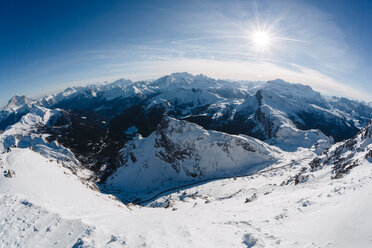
[1,146,372,247]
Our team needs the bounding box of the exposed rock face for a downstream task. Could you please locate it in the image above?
[0,96,38,131]
[2,74,370,147]
[310,121,372,178]
[177,78,364,149]
[245,83,356,144]
[0,107,80,169]
[105,117,282,203]
[0,73,371,190]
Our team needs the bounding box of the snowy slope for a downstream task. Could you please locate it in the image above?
[247,80,360,143]
[144,142,372,248]
[0,118,371,247]
[0,149,129,247]
[253,103,332,151]
[105,117,283,203]
[0,194,95,248]
[1,145,372,247]
[0,106,80,169]
[328,96,372,128]
[310,121,372,178]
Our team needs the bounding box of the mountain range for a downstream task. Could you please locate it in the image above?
[0,73,371,247]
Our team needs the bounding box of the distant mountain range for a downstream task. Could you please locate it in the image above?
[1,73,372,247]
[0,73,372,190]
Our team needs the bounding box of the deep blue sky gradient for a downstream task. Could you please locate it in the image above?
[0,0,371,105]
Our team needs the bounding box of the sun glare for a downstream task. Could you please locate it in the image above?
[252,31,270,49]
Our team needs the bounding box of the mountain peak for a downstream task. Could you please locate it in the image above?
[263,79,323,103]
[4,95,33,112]
[169,72,195,79]
[8,95,28,105]
[153,72,217,89]
[265,79,313,92]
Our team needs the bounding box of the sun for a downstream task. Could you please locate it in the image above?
[252,31,271,50]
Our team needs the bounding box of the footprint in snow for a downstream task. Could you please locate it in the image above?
[242,233,265,248]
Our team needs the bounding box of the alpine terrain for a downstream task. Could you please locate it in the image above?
[1,73,372,247]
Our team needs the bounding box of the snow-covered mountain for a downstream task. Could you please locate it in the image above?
[1,121,371,247]
[0,72,371,192]
[0,73,372,247]
[0,95,39,130]
[0,106,81,170]
[105,117,282,203]
[310,120,372,179]
[0,74,370,171]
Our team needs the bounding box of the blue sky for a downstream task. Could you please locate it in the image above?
[0,0,371,105]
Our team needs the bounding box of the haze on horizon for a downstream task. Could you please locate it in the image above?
[0,0,371,105]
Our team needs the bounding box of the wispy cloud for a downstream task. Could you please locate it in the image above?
[63,57,369,101]
[18,0,371,103]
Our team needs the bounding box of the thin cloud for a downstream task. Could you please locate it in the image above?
[74,58,371,101]
[172,35,307,44]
